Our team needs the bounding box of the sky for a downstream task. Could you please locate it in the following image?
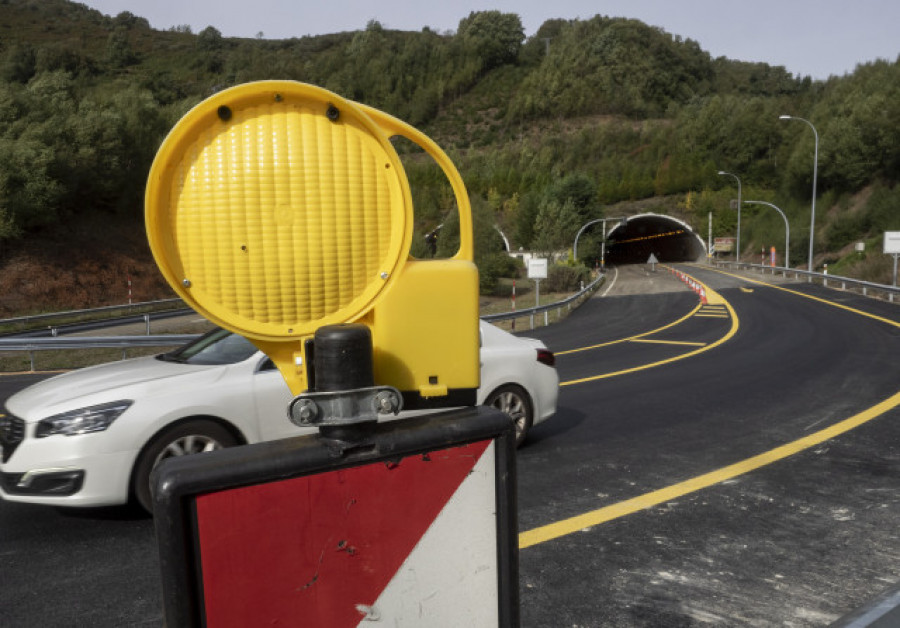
[79,0,899,80]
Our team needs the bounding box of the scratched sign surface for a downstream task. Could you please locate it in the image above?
[194,440,498,627]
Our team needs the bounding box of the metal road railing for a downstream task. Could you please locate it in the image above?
[0,335,199,372]
[0,274,606,371]
[713,261,900,303]
[482,273,606,329]
[0,336,199,351]
[0,298,187,336]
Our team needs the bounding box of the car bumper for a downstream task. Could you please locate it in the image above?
[0,443,136,507]
[533,368,560,425]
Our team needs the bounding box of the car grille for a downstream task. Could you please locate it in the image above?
[0,414,25,463]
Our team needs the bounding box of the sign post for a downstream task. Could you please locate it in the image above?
[528,258,548,310]
[145,81,518,626]
[885,232,900,287]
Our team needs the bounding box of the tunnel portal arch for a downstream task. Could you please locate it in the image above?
[605,213,706,265]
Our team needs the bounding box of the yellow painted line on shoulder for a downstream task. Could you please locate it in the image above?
[630,338,707,347]
[0,370,69,377]
[708,267,900,330]
[520,388,900,549]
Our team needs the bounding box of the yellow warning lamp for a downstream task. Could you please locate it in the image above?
[145,81,479,408]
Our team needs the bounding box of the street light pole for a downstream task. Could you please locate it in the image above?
[573,216,626,268]
[743,200,790,269]
[780,115,819,272]
[717,171,742,262]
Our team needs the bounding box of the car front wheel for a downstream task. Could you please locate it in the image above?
[132,419,238,513]
[485,384,533,448]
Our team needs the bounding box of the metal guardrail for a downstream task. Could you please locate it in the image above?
[0,298,186,331]
[0,335,199,351]
[482,272,606,329]
[713,261,900,303]
[0,335,200,372]
[0,273,606,371]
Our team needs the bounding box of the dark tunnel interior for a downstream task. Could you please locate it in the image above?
[605,214,706,265]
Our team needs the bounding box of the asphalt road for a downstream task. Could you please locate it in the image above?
[517,264,900,626]
[1,264,898,626]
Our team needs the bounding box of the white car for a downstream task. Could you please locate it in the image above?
[0,321,557,512]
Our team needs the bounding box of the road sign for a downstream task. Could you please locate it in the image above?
[714,237,736,253]
[527,258,548,279]
[152,407,519,627]
[884,232,900,254]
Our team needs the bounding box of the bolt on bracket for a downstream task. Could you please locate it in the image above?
[288,386,403,427]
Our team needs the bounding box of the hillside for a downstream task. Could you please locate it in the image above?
[0,0,897,315]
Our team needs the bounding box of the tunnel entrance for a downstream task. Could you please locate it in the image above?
[605,213,706,265]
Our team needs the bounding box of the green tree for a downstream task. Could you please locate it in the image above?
[508,16,714,120]
[0,137,63,230]
[197,26,224,51]
[106,27,137,67]
[550,173,597,222]
[531,197,580,255]
[1,44,36,83]
[457,11,524,72]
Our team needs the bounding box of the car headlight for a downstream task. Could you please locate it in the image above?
[35,401,133,438]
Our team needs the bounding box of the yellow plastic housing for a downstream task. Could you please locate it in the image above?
[146,81,478,399]
[370,259,479,398]
[146,82,412,341]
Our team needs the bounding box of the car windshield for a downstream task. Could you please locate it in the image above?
[158,328,259,366]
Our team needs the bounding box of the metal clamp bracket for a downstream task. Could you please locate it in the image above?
[288,386,403,427]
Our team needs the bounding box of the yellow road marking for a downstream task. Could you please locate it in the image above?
[0,370,69,377]
[709,267,900,329]
[740,287,754,293]
[560,272,738,386]
[519,389,900,549]
[630,338,707,347]
[555,303,703,356]
[520,266,900,550]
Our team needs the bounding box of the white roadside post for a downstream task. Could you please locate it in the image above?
[528,258,548,328]
[885,232,900,296]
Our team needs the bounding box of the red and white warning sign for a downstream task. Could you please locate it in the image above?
[193,439,500,626]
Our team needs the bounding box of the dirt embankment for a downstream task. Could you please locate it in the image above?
[0,217,173,318]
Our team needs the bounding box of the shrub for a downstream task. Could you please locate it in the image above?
[543,264,591,292]
[479,252,522,294]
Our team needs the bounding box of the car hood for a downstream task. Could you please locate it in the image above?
[6,355,230,421]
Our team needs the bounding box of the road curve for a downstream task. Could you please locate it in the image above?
[517,264,900,626]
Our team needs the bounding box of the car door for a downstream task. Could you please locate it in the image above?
[251,356,316,442]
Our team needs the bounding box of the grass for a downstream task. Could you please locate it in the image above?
[0,347,163,373]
